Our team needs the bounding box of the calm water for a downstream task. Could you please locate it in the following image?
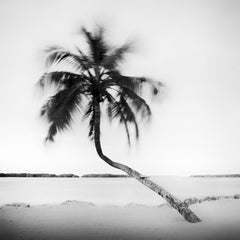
[0,177,240,207]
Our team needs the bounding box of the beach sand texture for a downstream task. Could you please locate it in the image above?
[1,176,240,240]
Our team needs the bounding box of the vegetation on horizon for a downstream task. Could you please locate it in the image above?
[81,173,131,178]
[191,174,240,178]
[0,173,79,178]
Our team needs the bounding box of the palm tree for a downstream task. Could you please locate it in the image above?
[38,26,201,223]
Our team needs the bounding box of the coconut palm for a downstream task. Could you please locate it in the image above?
[38,26,201,223]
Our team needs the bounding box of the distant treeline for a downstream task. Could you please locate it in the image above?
[191,174,240,178]
[0,173,132,178]
[81,174,131,178]
[0,173,79,178]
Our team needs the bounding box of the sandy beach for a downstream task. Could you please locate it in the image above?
[1,199,240,240]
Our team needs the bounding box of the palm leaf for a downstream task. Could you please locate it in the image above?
[81,26,110,64]
[82,100,95,140]
[104,91,131,145]
[105,71,162,97]
[102,42,132,70]
[42,87,84,141]
[107,72,145,94]
[118,95,139,140]
[114,86,151,120]
[38,71,89,89]
[45,45,93,71]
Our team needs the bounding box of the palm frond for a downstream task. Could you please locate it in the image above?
[108,71,163,96]
[44,45,72,68]
[88,112,95,140]
[41,87,84,142]
[107,72,145,93]
[118,95,139,140]
[45,124,57,142]
[83,100,94,119]
[117,87,151,120]
[74,46,95,72]
[81,26,110,64]
[82,100,95,140]
[45,45,93,71]
[38,71,89,89]
[102,42,132,70]
[44,45,63,67]
[104,91,131,145]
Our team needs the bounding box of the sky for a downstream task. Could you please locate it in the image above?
[0,0,240,176]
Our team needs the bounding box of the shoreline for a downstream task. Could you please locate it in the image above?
[1,193,240,209]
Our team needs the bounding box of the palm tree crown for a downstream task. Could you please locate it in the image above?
[39,25,162,144]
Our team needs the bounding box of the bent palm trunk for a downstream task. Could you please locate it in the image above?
[93,100,201,223]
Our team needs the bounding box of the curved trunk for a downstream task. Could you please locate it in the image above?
[93,100,201,223]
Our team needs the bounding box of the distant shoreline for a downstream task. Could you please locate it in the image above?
[81,174,131,178]
[191,174,240,178]
[0,173,131,178]
[0,173,79,178]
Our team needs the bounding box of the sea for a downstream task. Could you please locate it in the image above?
[0,176,240,207]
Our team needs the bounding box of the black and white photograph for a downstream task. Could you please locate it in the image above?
[0,0,240,239]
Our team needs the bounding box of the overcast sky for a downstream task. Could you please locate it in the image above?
[0,0,240,176]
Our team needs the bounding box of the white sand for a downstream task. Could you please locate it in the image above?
[0,199,240,240]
